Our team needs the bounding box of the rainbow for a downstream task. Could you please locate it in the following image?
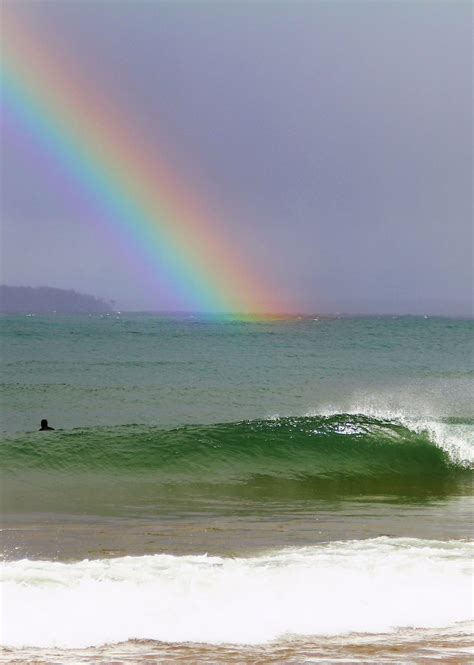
[0,10,281,316]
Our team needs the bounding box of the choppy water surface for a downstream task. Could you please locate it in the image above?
[0,315,472,661]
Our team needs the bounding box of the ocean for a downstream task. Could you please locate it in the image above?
[0,314,472,663]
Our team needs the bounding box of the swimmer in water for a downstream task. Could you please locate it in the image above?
[39,419,55,431]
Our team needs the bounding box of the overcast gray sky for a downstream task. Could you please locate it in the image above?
[1,0,472,314]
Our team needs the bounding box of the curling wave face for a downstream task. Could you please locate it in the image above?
[1,415,472,514]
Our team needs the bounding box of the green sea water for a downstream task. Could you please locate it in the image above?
[1,314,472,432]
[1,314,472,551]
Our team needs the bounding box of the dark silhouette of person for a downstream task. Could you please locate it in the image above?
[40,419,55,431]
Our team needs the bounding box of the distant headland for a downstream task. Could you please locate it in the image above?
[0,286,113,314]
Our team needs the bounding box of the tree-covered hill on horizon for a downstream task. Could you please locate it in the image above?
[0,286,113,314]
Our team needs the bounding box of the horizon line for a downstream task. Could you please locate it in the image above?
[1,310,471,321]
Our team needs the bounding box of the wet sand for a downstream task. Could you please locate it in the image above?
[1,625,472,664]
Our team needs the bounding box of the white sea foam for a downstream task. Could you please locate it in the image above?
[1,538,472,649]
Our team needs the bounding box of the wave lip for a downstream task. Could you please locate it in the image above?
[1,538,472,648]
